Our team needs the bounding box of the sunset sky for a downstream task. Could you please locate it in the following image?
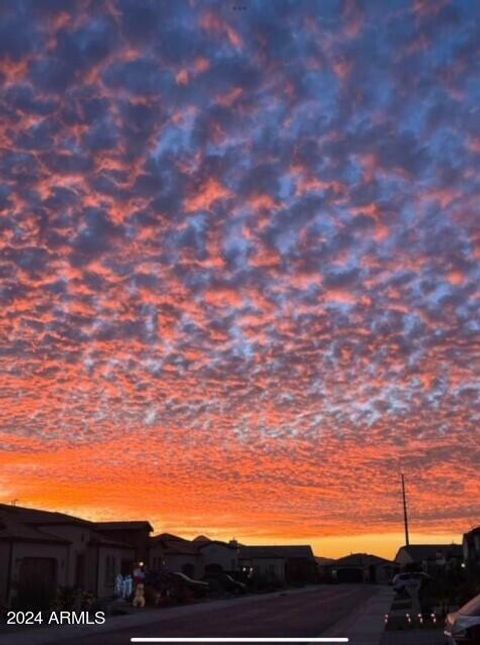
[0,0,479,560]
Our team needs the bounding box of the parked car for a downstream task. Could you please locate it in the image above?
[445,593,480,645]
[392,571,430,594]
[204,572,247,595]
[169,572,209,602]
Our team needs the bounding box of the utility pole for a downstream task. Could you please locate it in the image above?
[401,473,410,546]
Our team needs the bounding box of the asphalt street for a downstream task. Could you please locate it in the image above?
[52,585,377,645]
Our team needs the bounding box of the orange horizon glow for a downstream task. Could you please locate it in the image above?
[0,496,463,561]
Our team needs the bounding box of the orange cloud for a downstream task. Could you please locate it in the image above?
[184,178,232,212]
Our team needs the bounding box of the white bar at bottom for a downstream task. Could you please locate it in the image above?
[130,639,349,643]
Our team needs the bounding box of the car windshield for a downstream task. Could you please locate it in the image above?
[460,594,480,617]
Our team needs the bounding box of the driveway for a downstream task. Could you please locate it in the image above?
[381,629,445,645]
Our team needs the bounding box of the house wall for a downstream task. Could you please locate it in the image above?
[148,543,164,570]
[241,557,286,582]
[0,532,125,607]
[84,544,134,597]
[149,543,201,577]
[7,541,69,606]
[0,542,12,605]
[96,546,134,597]
[165,553,202,578]
[335,566,365,583]
[85,543,99,594]
[96,528,150,562]
[200,543,238,575]
[37,524,90,586]
[464,533,480,563]
[285,557,318,584]
[474,534,480,561]
[317,565,331,582]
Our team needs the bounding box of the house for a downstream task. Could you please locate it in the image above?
[0,504,136,607]
[329,553,395,584]
[0,510,70,608]
[395,544,463,573]
[148,534,240,578]
[239,545,318,585]
[149,533,202,578]
[194,536,239,575]
[94,520,153,563]
[463,527,480,566]
[315,556,336,582]
[87,532,137,595]
[239,546,285,583]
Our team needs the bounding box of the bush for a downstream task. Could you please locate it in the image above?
[52,586,82,611]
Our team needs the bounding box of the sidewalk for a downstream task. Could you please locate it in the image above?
[320,585,394,645]
[0,585,321,645]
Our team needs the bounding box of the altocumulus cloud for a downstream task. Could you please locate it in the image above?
[0,0,479,540]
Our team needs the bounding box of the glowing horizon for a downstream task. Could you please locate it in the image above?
[0,496,464,561]
[1,1,479,561]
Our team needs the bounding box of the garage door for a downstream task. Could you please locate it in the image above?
[15,557,57,610]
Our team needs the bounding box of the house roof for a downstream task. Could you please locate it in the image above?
[94,521,154,532]
[0,503,91,527]
[334,553,394,567]
[239,545,314,560]
[315,556,336,565]
[396,544,463,561]
[464,526,480,539]
[0,512,71,544]
[152,532,189,543]
[152,532,183,541]
[150,533,200,555]
[196,539,237,551]
[88,531,135,550]
[0,505,154,539]
[151,533,236,554]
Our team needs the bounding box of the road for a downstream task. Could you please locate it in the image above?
[58,585,377,645]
